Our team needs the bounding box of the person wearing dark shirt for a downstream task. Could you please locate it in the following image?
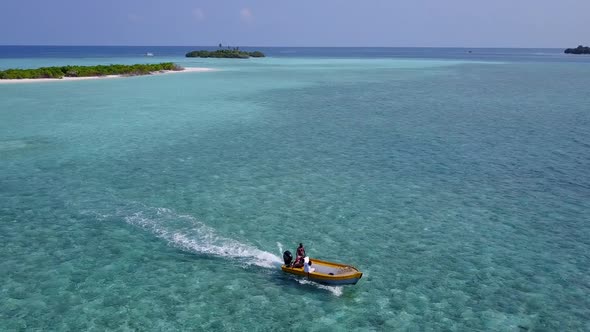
[292,243,306,268]
[296,243,305,258]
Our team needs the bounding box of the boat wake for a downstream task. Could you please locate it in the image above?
[123,206,343,295]
[295,279,343,296]
[124,207,282,268]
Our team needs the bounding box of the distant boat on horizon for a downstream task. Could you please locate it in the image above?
[145,52,154,57]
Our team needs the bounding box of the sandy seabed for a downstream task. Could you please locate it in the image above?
[0,67,215,84]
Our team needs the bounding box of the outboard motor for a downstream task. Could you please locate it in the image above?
[283,251,293,267]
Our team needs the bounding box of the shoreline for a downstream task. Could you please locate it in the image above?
[0,67,215,84]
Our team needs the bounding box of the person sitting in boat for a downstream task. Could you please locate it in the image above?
[292,255,304,268]
[291,243,306,268]
[296,243,305,260]
[304,257,315,273]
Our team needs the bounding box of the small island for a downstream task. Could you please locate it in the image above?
[564,45,590,54]
[186,48,265,59]
[0,62,183,80]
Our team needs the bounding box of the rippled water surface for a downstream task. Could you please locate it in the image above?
[1,48,589,331]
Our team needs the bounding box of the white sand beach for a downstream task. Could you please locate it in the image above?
[0,67,215,84]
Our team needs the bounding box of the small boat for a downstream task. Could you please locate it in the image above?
[145,52,154,57]
[281,257,363,285]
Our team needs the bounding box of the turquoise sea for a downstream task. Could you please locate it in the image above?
[1,47,589,331]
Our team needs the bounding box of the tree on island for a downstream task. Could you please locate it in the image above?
[185,49,265,58]
[564,45,590,54]
[0,63,182,80]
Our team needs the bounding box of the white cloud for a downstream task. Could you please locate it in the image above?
[240,8,253,23]
[192,8,205,21]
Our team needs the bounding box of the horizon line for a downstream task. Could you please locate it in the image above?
[0,44,568,49]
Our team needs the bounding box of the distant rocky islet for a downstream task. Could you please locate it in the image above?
[564,45,590,54]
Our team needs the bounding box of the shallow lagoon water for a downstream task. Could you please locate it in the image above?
[1,49,589,330]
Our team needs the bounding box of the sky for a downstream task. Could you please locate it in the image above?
[0,0,588,47]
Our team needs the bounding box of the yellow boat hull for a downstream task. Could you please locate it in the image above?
[281,258,363,285]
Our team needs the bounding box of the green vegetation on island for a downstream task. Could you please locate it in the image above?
[186,48,265,59]
[564,45,590,54]
[0,62,182,80]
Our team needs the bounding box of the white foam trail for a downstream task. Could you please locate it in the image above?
[296,279,343,297]
[277,242,284,255]
[124,206,343,296]
[125,208,282,268]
